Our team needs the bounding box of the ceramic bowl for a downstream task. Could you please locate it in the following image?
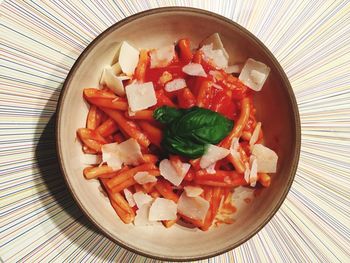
[56,7,300,261]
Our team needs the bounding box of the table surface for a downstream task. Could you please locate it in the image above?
[1,0,349,262]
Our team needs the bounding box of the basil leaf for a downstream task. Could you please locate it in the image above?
[154,106,234,158]
[153,106,184,124]
[171,107,233,144]
[161,129,206,158]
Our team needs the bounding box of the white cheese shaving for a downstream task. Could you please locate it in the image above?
[184,186,203,197]
[164,78,187,92]
[134,204,160,226]
[101,143,122,170]
[133,192,153,209]
[100,67,125,96]
[118,41,140,75]
[230,138,240,159]
[159,159,190,186]
[81,154,102,165]
[200,144,230,169]
[134,171,157,185]
[182,63,207,77]
[200,44,228,69]
[225,64,243,74]
[200,33,229,59]
[239,58,270,91]
[101,138,143,170]
[244,162,250,184]
[150,45,175,68]
[252,144,278,173]
[249,122,261,146]
[125,82,157,112]
[177,193,210,221]
[205,162,216,174]
[123,189,136,207]
[149,198,177,221]
[111,62,122,75]
[249,155,258,187]
[128,107,136,116]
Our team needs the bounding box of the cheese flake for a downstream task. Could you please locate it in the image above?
[177,193,210,221]
[249,122,262,146]
[200,44,228,69]
[200,33,229,59]
[184,186,203,197]
[133,192,153,208]
[249,155,258,187]
[150,45,175,68]
[164,78,186,92]
[118,41,140,75]
[100,67,125,96]
[101,139,143,170]
[159,159,190,186]
[252,144,278,173]
[182,63,207,77]
[134,204,159,226]
[239,58,270,91]
[134,171,157,184]
[149,198,177,221]
[200,144,230,169]
[123,189,136,207]
[125,82,157,112]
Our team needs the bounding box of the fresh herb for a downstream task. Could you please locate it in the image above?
[153,106,233,158]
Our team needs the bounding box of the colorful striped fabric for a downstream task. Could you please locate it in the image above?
[1,0,349,262]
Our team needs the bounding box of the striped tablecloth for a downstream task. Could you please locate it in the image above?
[1,1,349,262]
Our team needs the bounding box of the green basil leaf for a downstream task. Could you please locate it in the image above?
[153,106,184,124]
[161,129,206,158]
[171,107,233,144]
[154,106,234,158]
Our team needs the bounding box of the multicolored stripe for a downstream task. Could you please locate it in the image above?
[1,0,349,262]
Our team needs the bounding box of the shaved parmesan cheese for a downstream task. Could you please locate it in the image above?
[149,198,177,221]
[200,144,230,169]
[125,82,157,112]
[182,63,207,77]
[244,162,250,183]
[111,62,122,75]
[250,122,261,146]
[101,138,143,170]
[159,159,190,186]
[133,192,153,208]
[116,138,143,166]
[200,33,229,59]
[128,108,136,116]
[82,154,102,165]
[225,64,243,74]
[123,189,135,207]
[249,155,258,187]
[100,67,125,96]
[118,41,140,75]
[134,171,157,184]
[200,44,228,69]
[184,186,203,197]
[101,143,122,170]
[177,193,210,221]
[134,204,159,226]
[239,58,270,91]
[252,144,278,173]
[150,45,175,68]
[117,75,131,81]
[230,138,240,159]
[164,78,186,92]
[206,163,216,174]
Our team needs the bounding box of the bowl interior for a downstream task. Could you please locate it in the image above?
[57,8,300,261]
